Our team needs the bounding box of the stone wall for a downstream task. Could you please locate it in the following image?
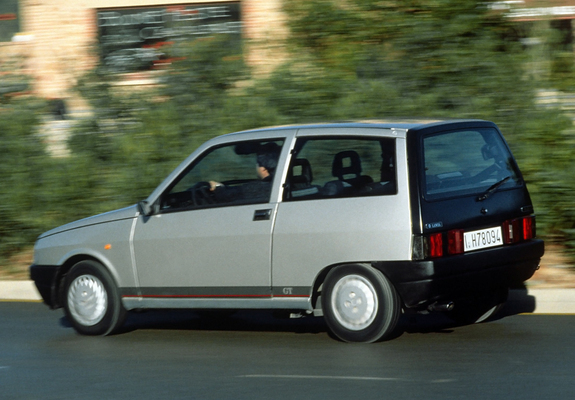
[20,0,98,101]
[242,0,287,75]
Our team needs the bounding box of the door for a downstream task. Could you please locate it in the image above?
[272,133,412,296]
[132,139,284,299]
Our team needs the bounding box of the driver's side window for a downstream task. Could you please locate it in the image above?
[160,139,284,212]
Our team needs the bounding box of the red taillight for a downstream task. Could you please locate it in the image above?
[523,216,535,240]
[426,229,463,258]
[503,216,536,244]
[447,229,464,255]
[429,232,443,258]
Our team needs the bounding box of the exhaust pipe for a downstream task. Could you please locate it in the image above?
[428,301,455,312]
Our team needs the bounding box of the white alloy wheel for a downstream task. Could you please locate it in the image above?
[64,260,127,335]
[67,274,109,326]
[330,274,378,331]
[322,264,401,343]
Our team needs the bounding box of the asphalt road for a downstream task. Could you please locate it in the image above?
[1,302,574,400]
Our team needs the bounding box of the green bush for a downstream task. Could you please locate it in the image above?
[0,99,49,259]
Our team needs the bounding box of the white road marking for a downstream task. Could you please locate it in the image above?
[240,375,458,384]
[239,375,402,381]
[430,379,456,383]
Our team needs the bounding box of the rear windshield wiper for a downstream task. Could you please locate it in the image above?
[477,176,511,202]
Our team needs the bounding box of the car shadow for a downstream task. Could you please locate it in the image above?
[119,309,329,336]
[492,287,537,320]
[118,310,456,340]
[118,311,477,341]
[115,310,476,339]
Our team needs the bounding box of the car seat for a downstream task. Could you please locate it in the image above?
[323,151,373,196]
[290,158,320,198]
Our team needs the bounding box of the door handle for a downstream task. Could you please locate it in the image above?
[253,209,272,221]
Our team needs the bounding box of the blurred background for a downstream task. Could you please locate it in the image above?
[1,0,574,279]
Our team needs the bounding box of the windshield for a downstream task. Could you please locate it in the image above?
[423,128,521,201]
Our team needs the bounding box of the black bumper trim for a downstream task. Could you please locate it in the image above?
[374,239,544,308]
[29,265,60,308]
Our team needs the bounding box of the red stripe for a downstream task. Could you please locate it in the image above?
[123,294,310,299]
[123,294,271,298]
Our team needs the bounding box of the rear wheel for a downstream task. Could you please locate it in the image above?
[322,264,401,343]
[63,260,126,335]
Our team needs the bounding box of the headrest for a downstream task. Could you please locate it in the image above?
[292,158,313,184]
[332,150,362,179]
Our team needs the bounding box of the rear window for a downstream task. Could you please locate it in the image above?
[423,128,521,201]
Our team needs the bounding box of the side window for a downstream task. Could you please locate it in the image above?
[161,139,284,212]
[284,137,397,201]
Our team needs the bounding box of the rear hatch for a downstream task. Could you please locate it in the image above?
[409,121,536,259]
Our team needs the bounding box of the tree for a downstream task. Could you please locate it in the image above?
[281,0,535,124]
[0,98,49,259]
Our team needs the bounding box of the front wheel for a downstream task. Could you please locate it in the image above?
[321,264,402,343]
[63,260,126,335]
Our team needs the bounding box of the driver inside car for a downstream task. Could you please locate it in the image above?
[209,143,280,203]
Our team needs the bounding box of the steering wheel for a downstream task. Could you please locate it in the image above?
[190,181,216,205]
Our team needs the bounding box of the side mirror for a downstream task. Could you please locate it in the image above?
[138,200,155,216]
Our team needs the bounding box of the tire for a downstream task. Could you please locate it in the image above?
[321,264,401,343]
[448,288,508,325]
[63,260,127,336]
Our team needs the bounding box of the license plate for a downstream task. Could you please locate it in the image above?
[464,226,503,252]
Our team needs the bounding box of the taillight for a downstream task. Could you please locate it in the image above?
[503,216,536,244]
[447,229,464,255]
[523,216,535,240]
[429,232,443,258]
[423,229,463,259]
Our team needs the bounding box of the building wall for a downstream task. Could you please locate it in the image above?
[4,0,287,105]
[20,0,97,100]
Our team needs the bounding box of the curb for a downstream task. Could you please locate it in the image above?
[1,281,574,314]
[0,281,42,301]
[507,288,575,314]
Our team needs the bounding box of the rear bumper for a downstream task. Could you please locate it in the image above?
[374,239,544,309]
[29,264,60,308]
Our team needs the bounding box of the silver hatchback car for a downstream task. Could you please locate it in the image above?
[30,120,544,342]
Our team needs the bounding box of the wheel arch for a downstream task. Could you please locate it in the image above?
[310,265,332,311]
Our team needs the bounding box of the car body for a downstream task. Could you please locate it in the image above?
[30,120,544,342]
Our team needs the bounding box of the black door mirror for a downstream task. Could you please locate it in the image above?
[138,200,155,216]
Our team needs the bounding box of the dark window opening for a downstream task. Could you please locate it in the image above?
[284,137,397,201]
